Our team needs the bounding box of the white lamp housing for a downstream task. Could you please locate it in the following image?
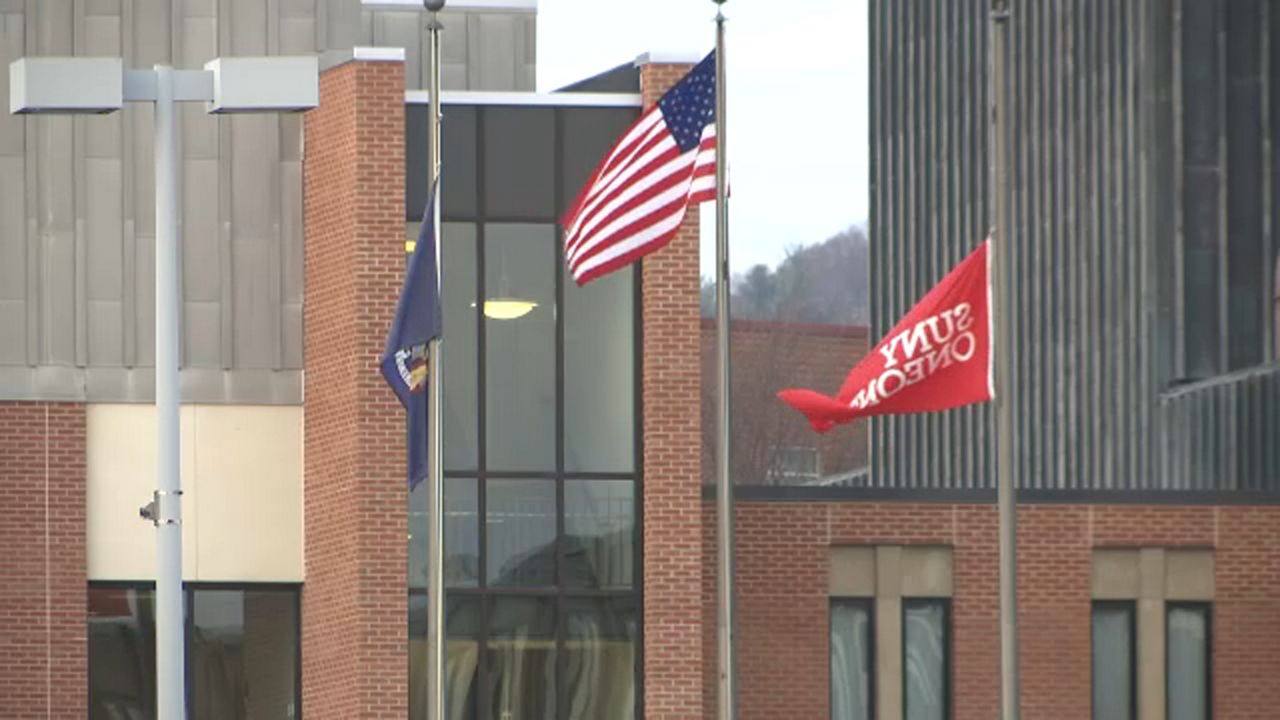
[9,57,124,114]
[204,56,319,113]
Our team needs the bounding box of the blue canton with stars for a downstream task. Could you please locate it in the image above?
[657,51,716,153]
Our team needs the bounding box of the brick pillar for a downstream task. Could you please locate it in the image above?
[302,57,408,719]
[0,402,87,718]
[1215,506,1280,718]
[638,60,707,720]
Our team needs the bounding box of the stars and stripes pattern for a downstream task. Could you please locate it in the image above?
[562,50,717,285]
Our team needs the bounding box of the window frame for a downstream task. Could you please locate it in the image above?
[87,581,302,720]
[407,100,646,720]
[829,597,876,720]
[900,597,951,720]
[1165,601,1213,720]
[1090,599,1138,720]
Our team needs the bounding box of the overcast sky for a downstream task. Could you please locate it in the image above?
[536,0,869,277]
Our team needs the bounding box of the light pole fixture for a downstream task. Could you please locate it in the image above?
[10,54,317,720]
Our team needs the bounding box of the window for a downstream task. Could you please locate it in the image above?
[1177,0,1280,377]
[766,445,821,484]
[407,102,641,720]
[830,599,873,720]
[1167,603,1212,720]
[1091,601,1136,720]
[902,599,949,720]
[88,584,300,720]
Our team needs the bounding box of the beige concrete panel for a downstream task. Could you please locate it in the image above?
[184,301,222,367]
[279,13,315,55]
[1165,549,1214,601]
[0,157,25,300]
[130,0,172,66]
[1138,595,1166,720]
[86,0,121,16]
[1092,548,1140,599]
[192,404,303,581]
[133,233,156,365]
[185,0,217,18]
[829,546,876,597]
[900,546,953,597]
[876,594,903,720]
[86,157,123,300]
[875,546,903,600]
[86,404,199,579]
[230,0,267,54]
[0,12,27,156]
[469,13,518,91]
[1139,547,1165,600]
[181,16,219,155]
[88,300,124,364]
[35,0,72,53]
[182,158,221,301]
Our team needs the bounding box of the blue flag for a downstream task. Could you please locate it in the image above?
[380,184,442,489]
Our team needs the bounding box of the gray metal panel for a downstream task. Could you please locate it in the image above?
[1,0,536,403]
[870,0,1278,495]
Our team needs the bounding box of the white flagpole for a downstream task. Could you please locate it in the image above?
[424,2,446,719]
[989,1,1021,718]
[712,2,737,719]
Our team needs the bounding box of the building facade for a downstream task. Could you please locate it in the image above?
[4,1,1280,720]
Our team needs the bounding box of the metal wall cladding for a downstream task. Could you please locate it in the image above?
[869,0,1280,493]
[0,0,535,404]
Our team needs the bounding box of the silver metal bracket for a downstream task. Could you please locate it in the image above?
[140,489,183,527]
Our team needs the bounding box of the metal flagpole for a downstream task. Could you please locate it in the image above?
[424,2,446,719]
[988,1,1021,718]
[153,63,187,720]
[712,3,737,719]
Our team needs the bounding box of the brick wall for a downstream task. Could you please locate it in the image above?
[302,57,408,720]
[0,402,87,718]
[639,61,707,720]
[699,320,869,485]
[705,500,1280,720]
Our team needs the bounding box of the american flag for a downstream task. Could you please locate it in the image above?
[563,51,717,285]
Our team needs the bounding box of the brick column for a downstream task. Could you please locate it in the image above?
[302,57,408,719]
[0,402,87,718]
[638,60,707,720]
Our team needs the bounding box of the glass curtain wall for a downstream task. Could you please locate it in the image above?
[87,583,300,720]
[406,101,642,720]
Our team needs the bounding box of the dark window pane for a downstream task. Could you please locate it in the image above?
[483,107,554,220]
[190,589,298,720]
[1092,602,1134,720]
[564,264,635,473]
[484,224,557,471]
[565,597,637,720]
[903,600,947,720]
[414,478,481,589]
[559,107,640,220]
[486,479,557,587]
[405,104,477,220]
[831,600,873,720]
[488,597,556,720]
[563,480,635,589]
[410,593,481,720]
[1167,605,1210,720]
[442,222,480,471]
[89,587,155,720]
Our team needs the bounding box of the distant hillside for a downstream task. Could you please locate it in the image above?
[701,225,869,325]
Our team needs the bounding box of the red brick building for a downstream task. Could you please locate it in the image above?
[5,3,1280,720]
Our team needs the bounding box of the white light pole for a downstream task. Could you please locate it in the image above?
[10,54,317,720]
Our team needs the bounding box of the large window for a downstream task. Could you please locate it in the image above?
[88,583,300,720]
[903,599,949,720]
[407,101,642,720]
[1167,603,1212,720]
[1091,601,1136,720]
[830,599,873,720]
[1177,0,1280,377]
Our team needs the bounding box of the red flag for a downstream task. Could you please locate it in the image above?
[778,240,994,432]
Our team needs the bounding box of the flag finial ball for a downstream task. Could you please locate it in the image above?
[424,0,445,11]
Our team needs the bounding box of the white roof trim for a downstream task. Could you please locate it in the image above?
[405,90,642,108]
[634,51,706,67]
[361,0,537,11]
[352,46,406,62]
